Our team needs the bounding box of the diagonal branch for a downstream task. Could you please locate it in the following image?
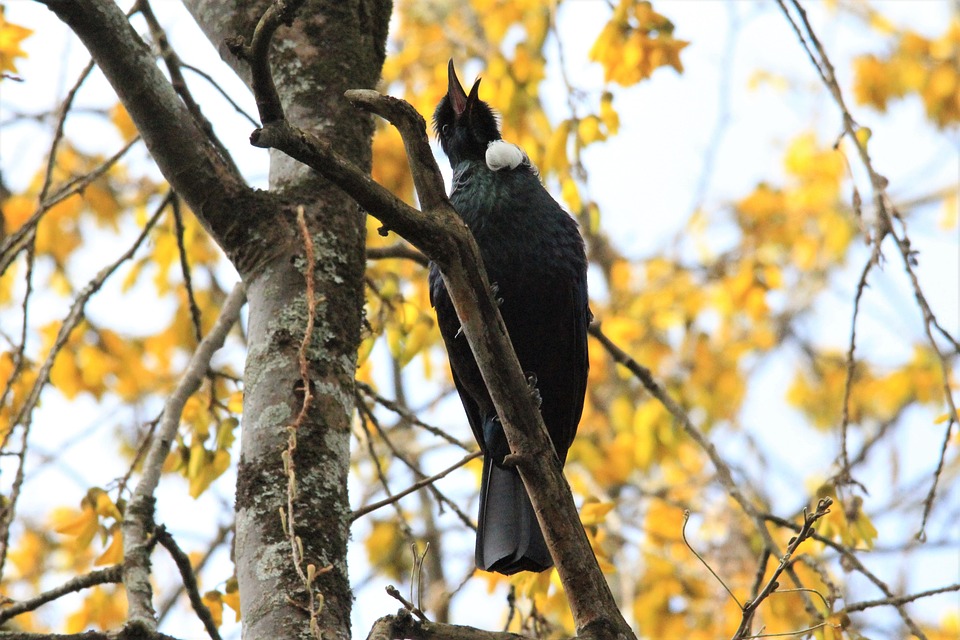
[587,324,819,619]
[0,201,165,579]
[228,4,632,635]
[121,282,245,627]
[352,451,482,522]
[154,526,222,640]
[0,565,122,623]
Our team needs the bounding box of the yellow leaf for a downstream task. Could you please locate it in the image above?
[227,390,244,414]
[580,501,615,526]
[561,177,582,212]
[189,449,231,498]
[95,527,123,566]
[202,591,224,627]
[51,505,99,549]
[65,586,127,633]
[939,193,958,230]
[224,577,241,621]
[108,103,137,142]
[599,91,620,135]
[216,418,238,450]
[577,115,605,145]
[543,120,571,174]
[0,8,33,75]
[854,126,872,148]
[90,488,122,521]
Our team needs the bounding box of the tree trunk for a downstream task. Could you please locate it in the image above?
[41,0,390,637]
[181,2,390,638]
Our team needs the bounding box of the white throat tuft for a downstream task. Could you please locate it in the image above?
[485,140,526,171]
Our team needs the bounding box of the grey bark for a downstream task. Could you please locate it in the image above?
[38,0,390,638]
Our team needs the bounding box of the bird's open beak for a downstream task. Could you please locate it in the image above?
[447,59,481,118]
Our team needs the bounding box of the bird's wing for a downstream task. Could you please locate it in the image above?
[451,368,486,453]
[561,271,590,461]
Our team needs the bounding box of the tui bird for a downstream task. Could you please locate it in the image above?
[429,60,590,575]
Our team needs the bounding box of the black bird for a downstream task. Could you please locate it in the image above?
[429,60,590,575]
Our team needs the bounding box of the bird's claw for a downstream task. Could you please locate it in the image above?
[491,282,504,307]
[525,372,542,408]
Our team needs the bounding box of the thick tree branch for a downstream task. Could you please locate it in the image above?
[36,0,277,277]
[366,610,529,640]
[231,5,631,635]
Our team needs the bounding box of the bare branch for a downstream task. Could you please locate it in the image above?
[352,451,482,522]
[844,582,960,613]
[357,398,475,532]
[356,380,471,451]
[366,609,529,640]
[154,526,223,640]
[918,418,956,541]
[122,282,246,627]
[837,246,882,487]
[732,498,834,639]
[0,565,122,623]
[761,511,928,638]
[366,244,429,266]
[0,136,142,278]
[386,585,429,623]
[0,201,165,578]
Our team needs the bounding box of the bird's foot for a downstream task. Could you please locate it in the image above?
[501,452,523,468]
[490,282,504,307]
[454,325,463,339]
[525,372,542,408]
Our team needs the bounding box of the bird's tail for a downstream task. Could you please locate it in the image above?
[476,454,552,575]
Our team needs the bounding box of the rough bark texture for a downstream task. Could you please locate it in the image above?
[180,2,390,639]
[41,0,390,638]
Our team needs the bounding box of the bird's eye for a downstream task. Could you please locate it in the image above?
[441,124,450,136]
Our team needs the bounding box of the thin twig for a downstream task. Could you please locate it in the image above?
[355,397,410,528]
[385,585,428,622]
[917,418,955,541]
[0,135,142,278]
[352,451,481,522]
[180,63,259,126]
[837,247,881,487]
[761,510,928,638]
[0,238,36,449]
[0,565,122,623]
[844,582,960,613]
[170,194,204,344]
[361,400,476,532]
[367,244,429,266]
[682,511,743,609]
[588,325,794,565]
[0,201,165,581]
[136,0,239,175]
[356,381,471,451]
[39,59,97,203]
[156,522,233,624]
[732,498,833,639]
[155,526,223,640]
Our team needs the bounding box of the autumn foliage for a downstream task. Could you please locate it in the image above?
[1,1,957,639]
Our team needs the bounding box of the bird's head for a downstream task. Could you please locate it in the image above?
[433,60,501,167]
